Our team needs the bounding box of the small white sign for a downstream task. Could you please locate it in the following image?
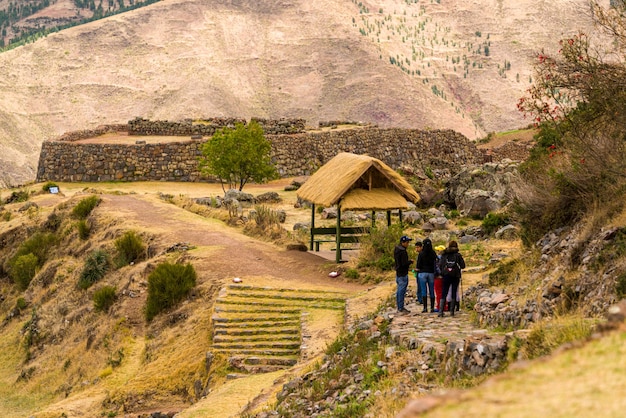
[49,187,59,194]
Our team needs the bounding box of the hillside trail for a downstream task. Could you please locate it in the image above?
[30,187,489,417]
[96,192,395,416]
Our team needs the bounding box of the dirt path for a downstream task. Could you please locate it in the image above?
[100,193,365,292]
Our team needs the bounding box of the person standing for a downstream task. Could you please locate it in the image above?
[413,240,423,303]
[394,235,413,314]
[416,238,437,313]
[438,240,465,317]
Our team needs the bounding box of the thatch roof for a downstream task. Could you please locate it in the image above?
[297,152,420,210]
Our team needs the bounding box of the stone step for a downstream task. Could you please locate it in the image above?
[229,363,292,374]
[227,285,348,298]
[212,315,300,324]
[213,327,300,336]
[213,320,301,328]
[224,291,347,304]
[211,347,299,357]
[216,299,345,310]
[211,341,301,350]
[213,334,300,343]
[236,356,298,367]
[214,305,302,314]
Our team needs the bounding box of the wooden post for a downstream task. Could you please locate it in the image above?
[371,210,375,229]
[399,209,403,225]
[386,210,391,227]
[336,205,342,263]
[310,203,315,251]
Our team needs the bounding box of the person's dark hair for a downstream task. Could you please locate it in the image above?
[422,238,437,259]
[448,240,459,249]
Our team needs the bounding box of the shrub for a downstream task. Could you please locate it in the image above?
[9,232,57,271]
[357,223,405,271]
[114,231,145,267]
[79,249,110,289]
[10,254,39,290]
[43,212,63,232]
[4,189,29,204]
[72,195,101,219]
[344,268,360,280]
[481,212,510,235]
[15,297,28,310]
[1,211,10,221]
[93,286,117,312]
[41,182,59,192]
[77,220,90,240]
[145,262,197,321]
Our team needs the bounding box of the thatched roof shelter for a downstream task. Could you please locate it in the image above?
[297,153,420,262]
[297,152,420,209]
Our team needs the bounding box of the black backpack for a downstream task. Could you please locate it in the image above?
[443,253,461,278]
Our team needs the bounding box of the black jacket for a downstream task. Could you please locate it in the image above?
[394,244,411,276]
[416,249,438,273]
[438,247,466,276]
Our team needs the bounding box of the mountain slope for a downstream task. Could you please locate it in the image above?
[0,0,599,187]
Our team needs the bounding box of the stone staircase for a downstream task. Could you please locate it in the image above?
[211,285,347,374]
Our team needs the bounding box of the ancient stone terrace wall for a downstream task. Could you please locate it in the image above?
[127,117,306,137]
[36,120,486,183]
[270,127,483,177]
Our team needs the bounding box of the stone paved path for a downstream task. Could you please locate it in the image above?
[387,299,508,376]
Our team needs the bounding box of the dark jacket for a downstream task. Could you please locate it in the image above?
[438,247,466,276]
[394,244,411,276]
[416,248,438,273]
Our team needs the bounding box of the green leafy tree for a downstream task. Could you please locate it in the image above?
[198,121,278,192]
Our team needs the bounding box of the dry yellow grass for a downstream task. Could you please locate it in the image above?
[413,327,626,418]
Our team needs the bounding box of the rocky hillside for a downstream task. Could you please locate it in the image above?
[0,0,601,187]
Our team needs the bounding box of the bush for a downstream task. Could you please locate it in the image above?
[344,268,360,280]
[357,223,405,271]
[4,189,29,204]
[41,182,59,192]
[481,212,510,235]
[15,297,28,310]
[145,262,197,321]
[250,205,282,229]
[79,249,110,289]
[93,286,117,312]
[77,220,90,240]
[9,232,57,271]
[10,254,39,290]
[114,231,145,267]
[72,195,101,219]
[1,211,10,222]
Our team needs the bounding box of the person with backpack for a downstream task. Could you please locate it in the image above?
[438,240,465,317]
[394,235,413,314]
[413,240,423,304]
[416,238,437,313]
